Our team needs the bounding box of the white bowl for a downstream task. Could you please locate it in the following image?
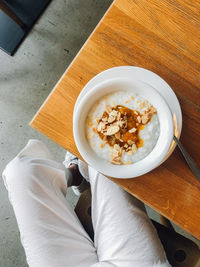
[73,78,174,178]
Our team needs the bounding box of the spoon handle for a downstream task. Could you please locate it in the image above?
[173,136,200,182]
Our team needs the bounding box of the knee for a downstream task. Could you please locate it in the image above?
[2,155,36,191]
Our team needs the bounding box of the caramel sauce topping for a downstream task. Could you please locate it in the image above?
[97,105,145,150]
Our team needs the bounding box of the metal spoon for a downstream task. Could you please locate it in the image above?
[173,136,200,182]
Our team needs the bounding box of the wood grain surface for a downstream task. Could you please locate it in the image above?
[30,0,200,239]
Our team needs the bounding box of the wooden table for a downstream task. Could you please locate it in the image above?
[30,0,200,239]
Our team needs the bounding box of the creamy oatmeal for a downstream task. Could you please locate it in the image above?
[86,91,160,165]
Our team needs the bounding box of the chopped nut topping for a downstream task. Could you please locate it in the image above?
[127,140,134,145]
[97,122,102,132]
[95,118,100,124]
[106,125,120,136]
[101,122,106,130]
[139,101,146,109]
[137,116,142,123]
[115,132,120,139]
[110,159,121,165]
[123,161,132,165]
[108,116,115,123]
[129,127,136,133]
[110,110,118,117]
[110,144,122,164]
[132,144,137,154]
[102,117,108,122]
[94,102,157,165]
[142,115,148,124]
[114,144,121,151]
[108,113,116,123]
[117,120,124,128]
[117,112,121,120]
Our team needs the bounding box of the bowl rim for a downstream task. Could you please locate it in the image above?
[73,77,174,178]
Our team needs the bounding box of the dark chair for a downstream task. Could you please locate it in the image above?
[0,0,51,55]
[0,0,24,27]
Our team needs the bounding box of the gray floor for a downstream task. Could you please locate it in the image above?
[0,0,199,266]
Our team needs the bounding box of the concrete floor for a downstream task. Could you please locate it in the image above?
[0,0,199,266]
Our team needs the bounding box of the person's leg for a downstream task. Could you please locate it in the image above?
[2,140,98,267]
[88,167,171,267]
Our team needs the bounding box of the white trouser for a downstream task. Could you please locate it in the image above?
[2,140,171,267]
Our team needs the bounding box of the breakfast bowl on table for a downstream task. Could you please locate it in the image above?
[73,74,174,179]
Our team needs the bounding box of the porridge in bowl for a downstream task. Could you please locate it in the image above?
[86,90,160,165]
